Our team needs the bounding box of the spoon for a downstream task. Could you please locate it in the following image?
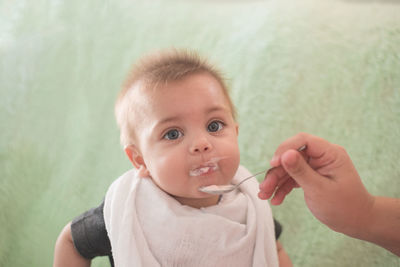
[199,145,306,195]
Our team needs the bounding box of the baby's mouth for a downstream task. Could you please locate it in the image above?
[189,162,219,177]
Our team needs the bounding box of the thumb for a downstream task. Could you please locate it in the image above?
[281,149,324,189]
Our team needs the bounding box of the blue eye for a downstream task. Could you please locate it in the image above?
[207,121,224,132]
[163,129,182,140]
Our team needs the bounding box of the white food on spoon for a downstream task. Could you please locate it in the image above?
[198,184,235,194]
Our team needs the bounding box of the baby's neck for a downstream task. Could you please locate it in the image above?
[174,195,221,209]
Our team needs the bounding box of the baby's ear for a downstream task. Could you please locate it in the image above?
[124,145,150,177]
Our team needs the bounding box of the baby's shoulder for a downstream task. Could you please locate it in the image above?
[107,168,139,196]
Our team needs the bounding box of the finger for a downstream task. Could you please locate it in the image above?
[308,143,343,170]
[276,175,290,188]
[261,175,292,201]
[270,133,331,167]
[258,191,269,200]
[270,178,297,205]
[281,149,326,189]
[259,166,288,199]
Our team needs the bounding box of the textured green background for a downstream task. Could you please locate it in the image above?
[1,0,399,266]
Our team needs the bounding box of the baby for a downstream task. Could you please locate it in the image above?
[54,49,291,267]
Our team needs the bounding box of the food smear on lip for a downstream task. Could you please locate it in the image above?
[189,163,218,177]
[189,156,228,177]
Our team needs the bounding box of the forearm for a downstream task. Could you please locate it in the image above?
[53,222,91,267]
[355,196,400,256]
[276,241,292,267]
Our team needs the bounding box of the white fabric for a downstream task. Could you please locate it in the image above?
[104,165,279,267]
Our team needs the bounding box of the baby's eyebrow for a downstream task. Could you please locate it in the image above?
[157,116,180,126]
[154,105,230,129]
[206,106,228,114]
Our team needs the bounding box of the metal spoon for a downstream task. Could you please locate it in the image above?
[199,145,306,195]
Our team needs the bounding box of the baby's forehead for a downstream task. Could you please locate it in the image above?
[126,72,235,117]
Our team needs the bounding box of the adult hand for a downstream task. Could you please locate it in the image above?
[258,133,400,256]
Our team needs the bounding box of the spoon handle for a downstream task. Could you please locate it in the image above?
[235,169,268,187]
[236,145,307,186]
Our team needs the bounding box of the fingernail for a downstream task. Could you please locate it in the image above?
[270,155,279,166]
[270,198,279,205]
[258,191,268,199]
[282,150,299,168]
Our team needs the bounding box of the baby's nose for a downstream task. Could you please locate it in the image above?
[190,138,212,154]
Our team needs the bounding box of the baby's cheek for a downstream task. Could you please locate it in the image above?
[154,156,183,181]
[222,157,240,180]
[154,153,176,171]
[229,144,241,164]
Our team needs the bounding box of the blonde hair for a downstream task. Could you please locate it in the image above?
[115,49,236,147]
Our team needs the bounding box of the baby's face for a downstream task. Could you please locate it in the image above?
[131,73,240,208]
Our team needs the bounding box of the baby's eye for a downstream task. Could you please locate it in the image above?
[163,129,183,140]
[207,121,224,132]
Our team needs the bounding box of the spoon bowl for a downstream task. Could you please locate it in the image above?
[198,169,267,195]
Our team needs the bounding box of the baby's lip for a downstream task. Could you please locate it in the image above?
[189,156,228,177]
[189,162,218,177]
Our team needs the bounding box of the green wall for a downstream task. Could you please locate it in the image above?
[1,0,399,266]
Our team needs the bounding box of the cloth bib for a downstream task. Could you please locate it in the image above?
[104,165,278,267]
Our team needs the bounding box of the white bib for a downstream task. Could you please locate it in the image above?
[104,165,279,267]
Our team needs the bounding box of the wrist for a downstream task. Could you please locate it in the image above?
[347,195,376,241]
[348,196,400,256]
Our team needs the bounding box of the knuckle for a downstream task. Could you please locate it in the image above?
[297,132,308,140]
[333,144,347,156]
